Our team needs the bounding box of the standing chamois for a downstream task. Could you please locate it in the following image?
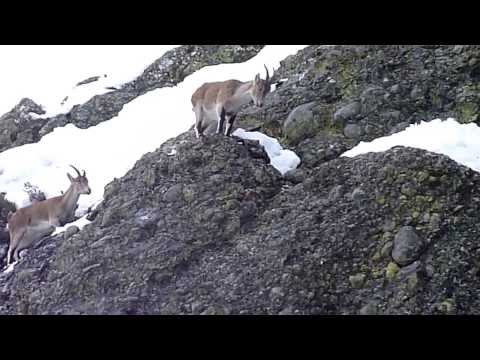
[191,65,272,138]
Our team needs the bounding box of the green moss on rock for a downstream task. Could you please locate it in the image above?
[456,102,479,124]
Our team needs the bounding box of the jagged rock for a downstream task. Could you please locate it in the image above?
[0,98,46,152]
[124,45,265,95]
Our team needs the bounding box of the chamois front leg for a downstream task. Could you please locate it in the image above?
[225,113,237,137]
[216,108,226,135]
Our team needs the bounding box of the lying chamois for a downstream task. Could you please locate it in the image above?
[5,165,91,265]
[191,65,272,138]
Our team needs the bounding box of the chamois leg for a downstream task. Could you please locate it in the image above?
[225,114,237,137]
[6,246,13,266]
[14,223,55,262]
[6,228,26,265]
[216,108,226,135]
[194,106,204,139]
[13,229,35,262]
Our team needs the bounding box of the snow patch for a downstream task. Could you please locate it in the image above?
[52,215,92,236]
[342,118,480,173]
[2,261,17,274]
[0,45,180,117]
[233,128,301,175]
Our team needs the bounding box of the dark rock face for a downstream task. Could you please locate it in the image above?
[0,134,282,314]
[0,45,265,153]
[2,138,480,314]
[236,45,480,169]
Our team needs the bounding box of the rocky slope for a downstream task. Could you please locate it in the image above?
[2,45,480,314]
[0,45,264,153]
[236,45,480,169]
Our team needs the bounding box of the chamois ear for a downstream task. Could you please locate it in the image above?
[67,173,74,182]
[255,73,260,83]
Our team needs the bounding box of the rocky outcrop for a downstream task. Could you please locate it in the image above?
[0,45,264,153]
[123,45,265,95]
[236,45,480,169]
[0,98,47,153]
[2,134,480,314]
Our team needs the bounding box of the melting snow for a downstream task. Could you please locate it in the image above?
[233,128,301,175]
[342,118,480,173]
[0,45,180,117]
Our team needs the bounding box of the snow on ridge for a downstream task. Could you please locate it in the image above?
[0,45,309,234]
[52,215,93,236]
[342,118,480,173]
[0,45,180,117]
[233,128,301,175]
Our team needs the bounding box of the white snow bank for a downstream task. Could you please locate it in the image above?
[0,45,179,117]
[233,128,301,175]
[342,118,480,172]
[0,45,309,233]
[52,215,93,236]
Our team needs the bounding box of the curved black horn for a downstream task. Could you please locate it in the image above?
[264,64,270,83]
[83,170,86,177]
[69,164,81,177]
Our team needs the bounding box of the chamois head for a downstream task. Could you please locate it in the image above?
[67,165,91,195]
[251,65,271,108]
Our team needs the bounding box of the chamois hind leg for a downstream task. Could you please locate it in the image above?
[13,229,34,262]
[194,105,204,139]
[13,223,55,262]
[6,232,13,265]
[6,228,26,265]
